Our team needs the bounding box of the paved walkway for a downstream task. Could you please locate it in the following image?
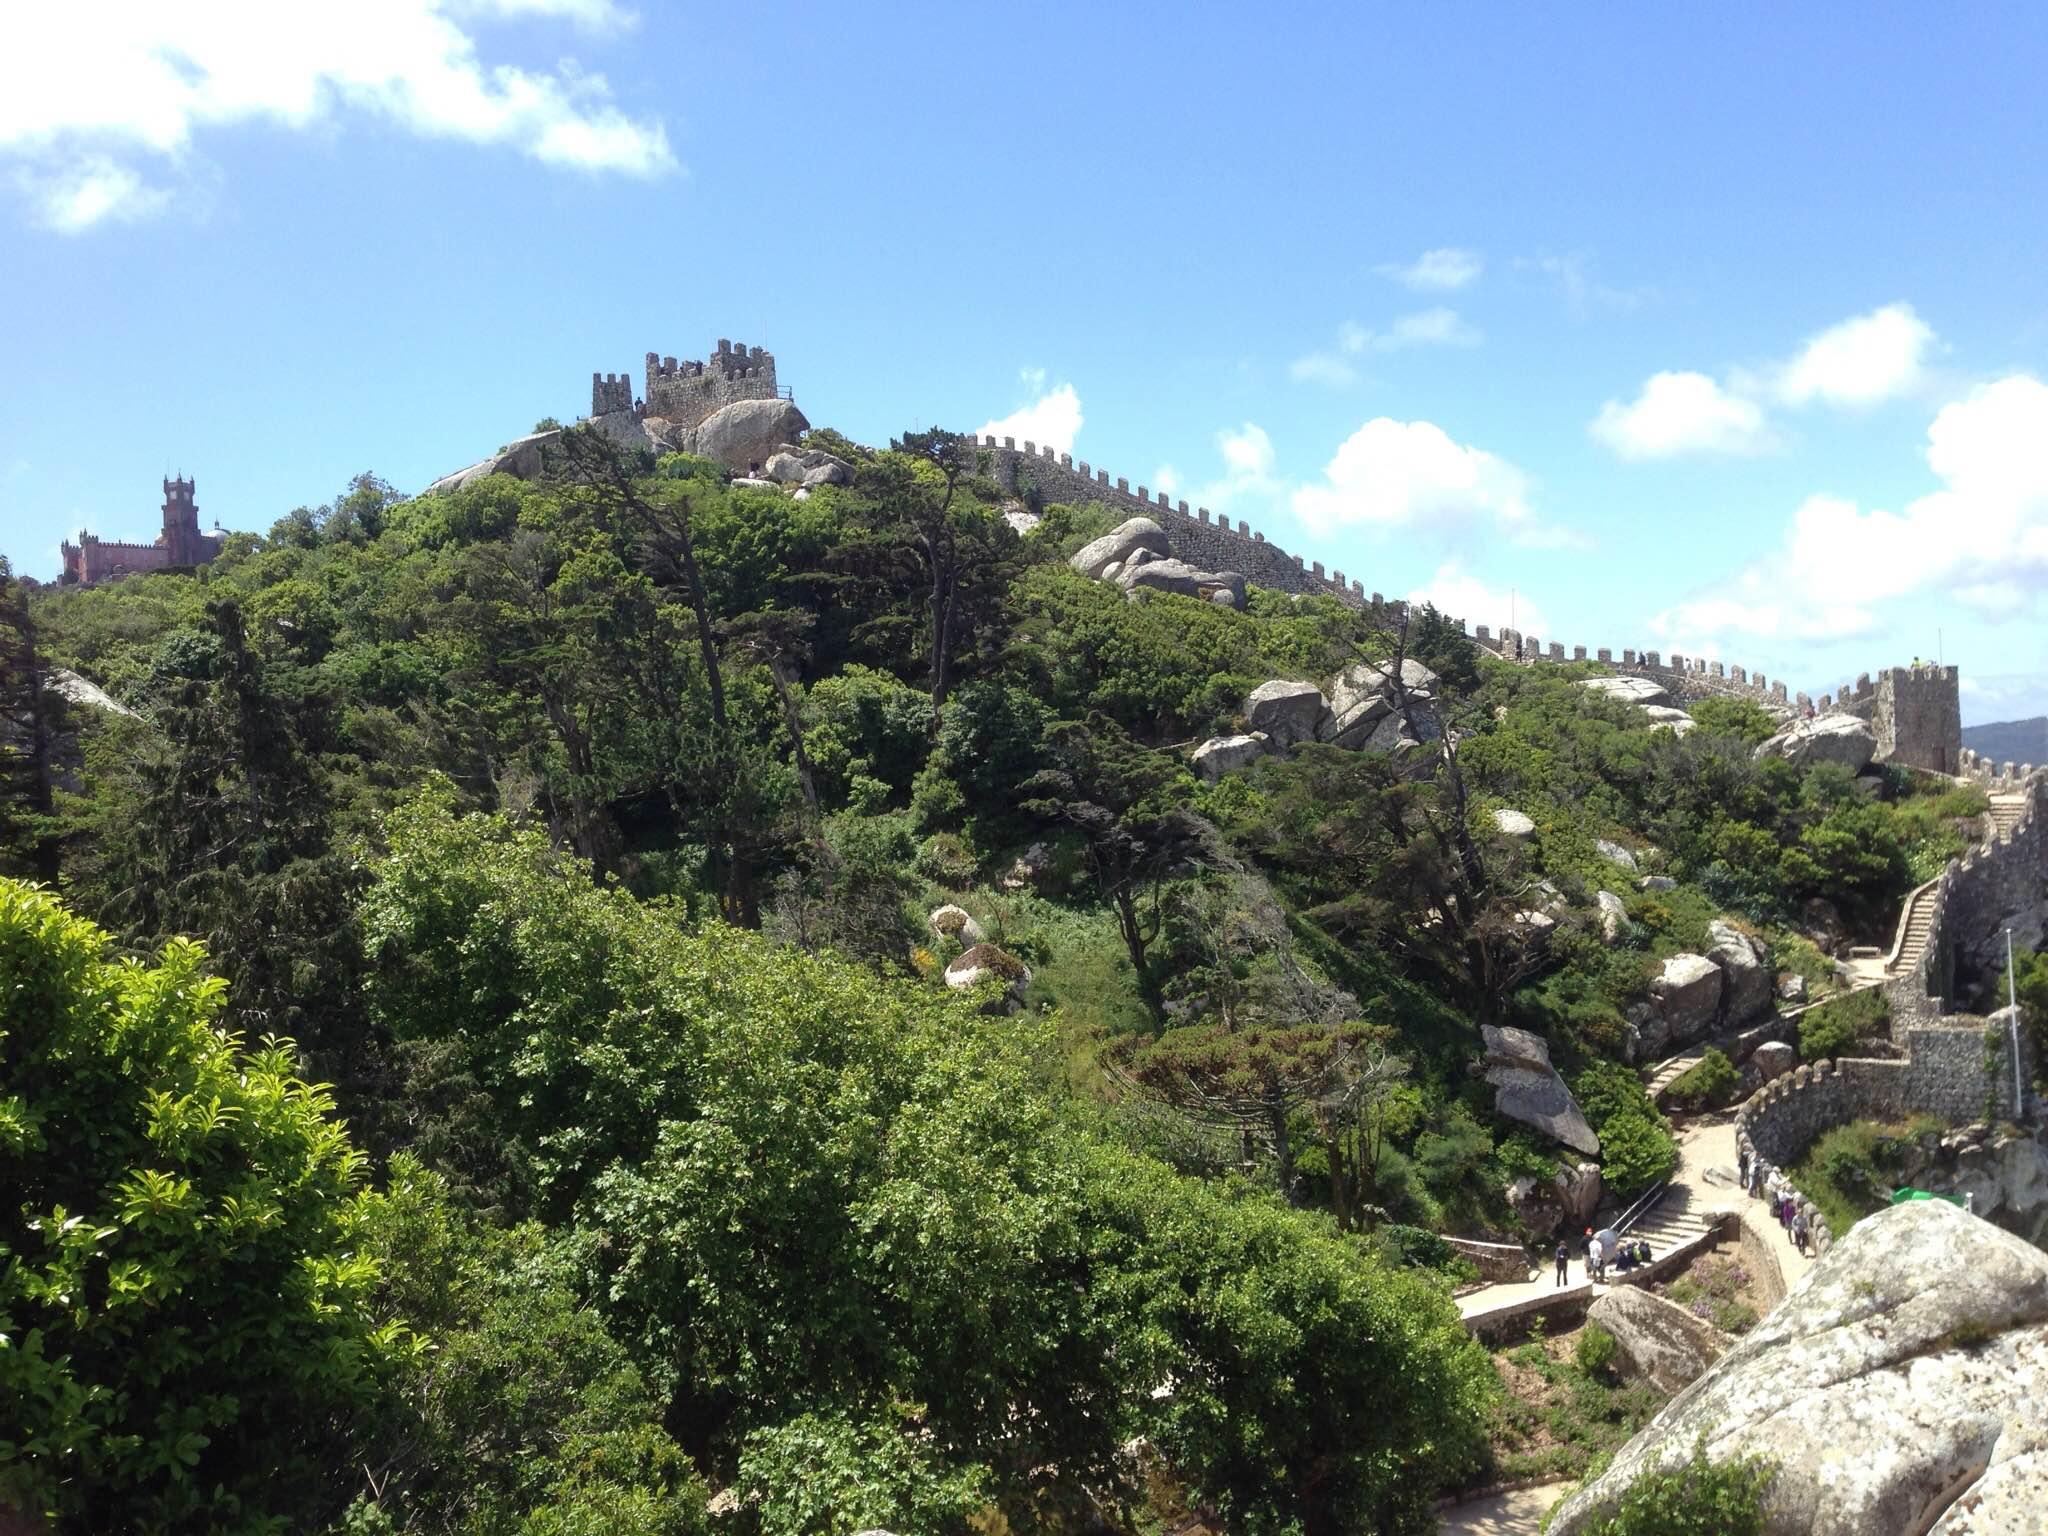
[1438,1482,1569,1535]
[1456,1113,1811,1326]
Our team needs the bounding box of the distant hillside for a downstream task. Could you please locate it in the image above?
[1963,716,2048,764]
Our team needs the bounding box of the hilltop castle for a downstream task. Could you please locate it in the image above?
[591,338,782,429]
[61,477,225,586]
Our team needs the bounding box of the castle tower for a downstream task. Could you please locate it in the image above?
[639,338,781,430]
[1873,665,1962,775]
[160,476,205,565]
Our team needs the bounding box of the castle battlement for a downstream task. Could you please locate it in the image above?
[61,475,224,586]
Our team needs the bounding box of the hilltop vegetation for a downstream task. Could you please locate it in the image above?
[0,424,1994,1533]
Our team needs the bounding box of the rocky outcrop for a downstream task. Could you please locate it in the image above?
[1708,919,1774,1026]
[1117,558,1246,609]
[1550,1201,2048,1536]
[1245,680,1330,749]
[1756,713,1878,774]
[1494,807,1537,840]
[1587,1286,1727,1395]
[1071,518,1171,580]
[944,943,1032,1008]
[1192,733,1268,781]
[47,668,135,718]
[1482,1025,1600,1156]
[1596,838,1640,873]
[423,429,565,495]
[1750,1040,1796,1081]
[1559,1162,1603,1225]
[1631,954,1725,1059]
[1596,890,1629,945]
[764,447,852,487]
[1643,705,1697,735]
[928,904,986,946]
[1894,1123,2048,1249]
[1581,675,1674,709]
[1323,659,1440,748]
[999,843,1051,892]
[684,398,812,474]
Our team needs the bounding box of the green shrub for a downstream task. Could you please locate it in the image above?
[1572,1063,1679,1197]
[1574,1323,1619,1378]
[915,830,980,887]
[0,880,407,1530]
[1666,1047,1739,1110]
[1798,987,1889,1060]
[1577,1441,1774,1536]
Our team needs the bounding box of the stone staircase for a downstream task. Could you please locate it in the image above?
[1619,1194,1722,1261]
[1989,793,2028,841]
[1644,1045,1710,1101]
[1887,882,1941,979]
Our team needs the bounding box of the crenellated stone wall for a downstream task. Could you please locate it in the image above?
[1467,628,1797,712]
[1887,769,2048,1022]
[974,436,1372,606]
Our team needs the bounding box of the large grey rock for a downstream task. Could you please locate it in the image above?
[1587,1285,1727,1395]
[1482,1025,1600,1156]
[928,904,986,946]
[686,398,812,474]
[1596,838,1640,873]
[800,460,851,488]
[1493,807,1537,840]
[1192,733,1268,781]
[1634,954,1725,1058]
[1642,704,1697,735]
[47,668,135,717]
[1756,713,1878,774]
[1581,675,1674,709]
[1118,558,1246,609]
[1558,1162,1604,1225]
[1323,659,1440,746]
[1708,918,1774,1026]
[1596,890,1629,945]
[1550,1201,2048,1536]
[423,428,564,495]
[1244,680,1331,749]
[1070,517,1170,580]
[943,942,1032,1009]
[1751,1040,1796,1081]
[763,451,808,484]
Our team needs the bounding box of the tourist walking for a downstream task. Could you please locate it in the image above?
[1555,1240,1569,1287]
[1791,1208,1810,1255]
[1738,1146,1750,1190]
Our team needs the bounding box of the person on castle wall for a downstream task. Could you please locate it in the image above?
[1554,1239,1569,1287]
[1791,1208,1810,1255]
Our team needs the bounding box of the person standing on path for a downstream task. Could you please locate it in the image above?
[1555,1240,1570,1287]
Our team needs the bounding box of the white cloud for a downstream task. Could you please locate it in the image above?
[976,382,1083,454]
[1290,308,1482,386]
[1654,374,2048,650]
[1776,302,1934,408]
[1155,423,1282,515]
[1589,370,1773,460]
[1292,418,1536,537]
[1517,252,1656,316]
[0,1,673,231]
[1289,353,1359,388]
[1408,561,1551,638]
[1377,247,1483,290]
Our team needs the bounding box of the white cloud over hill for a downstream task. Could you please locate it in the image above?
[0,0,673,232]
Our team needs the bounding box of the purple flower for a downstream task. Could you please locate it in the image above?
[1690,1299,1712,1319]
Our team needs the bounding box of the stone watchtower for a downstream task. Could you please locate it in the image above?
[159,476,213,566]
[1872,664,1962,774]
[641,339,780,430]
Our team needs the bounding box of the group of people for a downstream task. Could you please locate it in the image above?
[1739,1145,1812,1255]
[1551,1230,1653,1287]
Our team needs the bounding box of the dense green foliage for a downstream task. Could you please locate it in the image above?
[1575,1443,1775,1536]
[0,880,405,1531]
[1664,1047,1739,1111]
[1787,1115,1946,1236]
[0,424,1971,1530]
[1797,986,1891,1061]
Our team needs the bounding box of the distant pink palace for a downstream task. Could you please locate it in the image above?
[62,476,225,585]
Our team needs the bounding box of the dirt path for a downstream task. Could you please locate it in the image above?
[1437,1481,1569,1535]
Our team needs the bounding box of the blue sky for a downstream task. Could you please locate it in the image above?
[5,3,2047,722]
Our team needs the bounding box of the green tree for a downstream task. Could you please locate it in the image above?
[0,558,65,883]
[0,879,407,1531]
